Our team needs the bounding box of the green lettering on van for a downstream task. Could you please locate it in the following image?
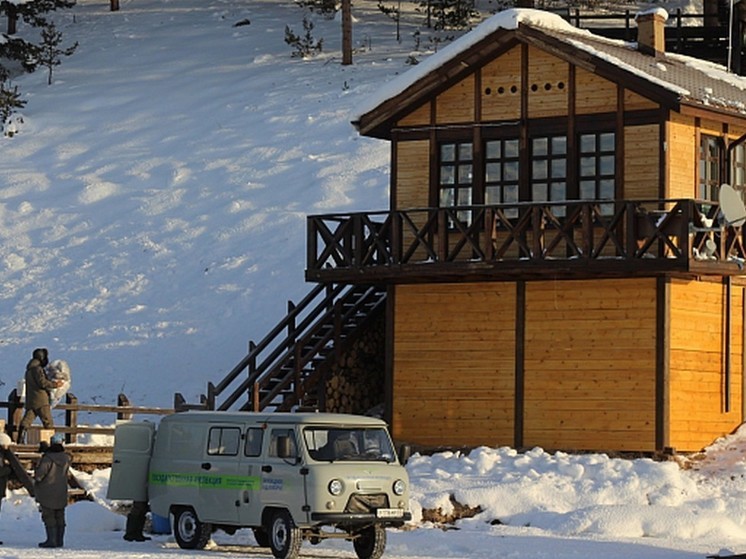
[149,471,260,490]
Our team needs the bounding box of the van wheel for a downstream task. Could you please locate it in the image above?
[353,524,386,559]
[252,527,270,547]
[268,509,301,559]
[173,507,211,550]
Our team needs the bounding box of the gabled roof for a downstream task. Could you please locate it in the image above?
[352,8,746,139]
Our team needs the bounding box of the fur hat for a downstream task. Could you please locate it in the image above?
[50,433,64,445]
[0,433,11,448]
[32,348,49,367]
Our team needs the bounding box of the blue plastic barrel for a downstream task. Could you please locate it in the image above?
[150,513,171,534]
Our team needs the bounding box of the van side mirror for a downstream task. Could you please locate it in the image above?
[277,436,292,459]
[398,443,411,465]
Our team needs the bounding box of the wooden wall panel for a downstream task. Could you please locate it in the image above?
[527,46,568,119]
[395,140,430,210]
[667,113,696,199]
[624,124,660,200]
[436,74,475,124]
[575,67,617,115]
[668,279,743,451]
[481,46,521,122]
[624,89,658,111]
[523,278,657,452]
[391,282,516,447]
[398,102,430,128]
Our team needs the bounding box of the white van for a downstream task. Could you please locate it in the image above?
[107,411,411,559]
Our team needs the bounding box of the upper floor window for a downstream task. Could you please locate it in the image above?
[580,132,615,214]
[731,143,746,195]
[439,142,474,226]
[700,135,722,202]
[530,135,567,216]
[485,138,519,218]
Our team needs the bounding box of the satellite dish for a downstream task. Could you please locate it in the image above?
[719,183,746,227]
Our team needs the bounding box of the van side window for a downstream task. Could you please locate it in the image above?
[245,427,263,457]
[207,427,241,456]
[269,428,297,458]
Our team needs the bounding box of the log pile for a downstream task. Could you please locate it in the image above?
[324,313,385,415]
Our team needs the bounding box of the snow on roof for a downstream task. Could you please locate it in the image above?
[352,7,746,126]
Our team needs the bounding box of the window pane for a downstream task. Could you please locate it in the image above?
[551,182,566,202]
[552,136,567,155]
[580,134,595,153]
[486,141,501,159]
[533,137,548,156]
[504,140,519,158]
[600,133,615,151]
[600,179,614,199]
[580,181,595,199]
[485,186,500,205]
[580,156,595,177]
[441,144,455,162]
[533,183,548,201]
[533,160,547,180]
[459,143,473,160]
[551,159,566,178]
[505,161,519,181]
[440,166,455,185]
[600,155,615,175]
[486,162,501,182]
[505,184,518,203]
[458,164,473,184]
[440,188,455,207]
[457,188,472,206]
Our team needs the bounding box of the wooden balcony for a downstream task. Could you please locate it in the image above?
[305,199,746,284]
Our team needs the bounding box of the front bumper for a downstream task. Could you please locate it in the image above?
[310,511,412,525]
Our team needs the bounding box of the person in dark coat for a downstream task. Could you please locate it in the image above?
[34,433,70,548]
[17,348,62,443]
[0,433,13,545]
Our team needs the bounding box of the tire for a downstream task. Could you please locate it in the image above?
[172,507,212,550]
[267,509,302,559]
[252,526,270,547]
[353,524,386,559]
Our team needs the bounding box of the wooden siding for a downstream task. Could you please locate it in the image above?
[575,66,617,115]
[523,279,658,452]
[395,140,430,210]
[668,279,744,451]
[397,102,430,128]
[667,112,696,199]
[624,89,658,111]
[624,124,660,200]
[527,46,569,119]
[391,282,516,447]
[480,46,522,122]
[435,74,475,124]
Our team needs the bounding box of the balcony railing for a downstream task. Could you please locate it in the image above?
[306,199,746,283]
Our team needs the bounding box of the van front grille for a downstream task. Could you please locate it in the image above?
[345,493,389,514]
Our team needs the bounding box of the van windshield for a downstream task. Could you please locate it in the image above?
[303,427,396,462]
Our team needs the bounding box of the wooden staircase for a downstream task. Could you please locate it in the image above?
[175,283,387,413]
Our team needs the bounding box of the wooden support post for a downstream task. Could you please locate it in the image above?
[116,393,132,420]
[65,393,78,445]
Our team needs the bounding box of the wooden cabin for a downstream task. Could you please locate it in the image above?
[304,8,746,454]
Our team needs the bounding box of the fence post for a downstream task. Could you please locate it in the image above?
[65,393,78,445]
[117,393,132,420]
[7,389,22,441]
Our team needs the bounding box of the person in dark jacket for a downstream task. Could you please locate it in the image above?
[34,433,70,548]
[17,348,62,444]
[0,433,13,545]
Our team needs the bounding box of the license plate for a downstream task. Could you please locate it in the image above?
[376,508,403,518]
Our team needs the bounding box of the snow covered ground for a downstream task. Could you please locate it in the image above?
[4,0,746,557]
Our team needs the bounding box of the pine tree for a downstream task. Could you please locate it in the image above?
[35,21,78,85]
[0,80,26,137]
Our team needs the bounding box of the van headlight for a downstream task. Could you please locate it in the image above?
[393,479,406,496]
[328,479,344,496]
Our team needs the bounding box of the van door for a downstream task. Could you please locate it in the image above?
[106,421,155,502]
[236,425,265,527]
[259,427,307,524]
[198,423,244,524]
